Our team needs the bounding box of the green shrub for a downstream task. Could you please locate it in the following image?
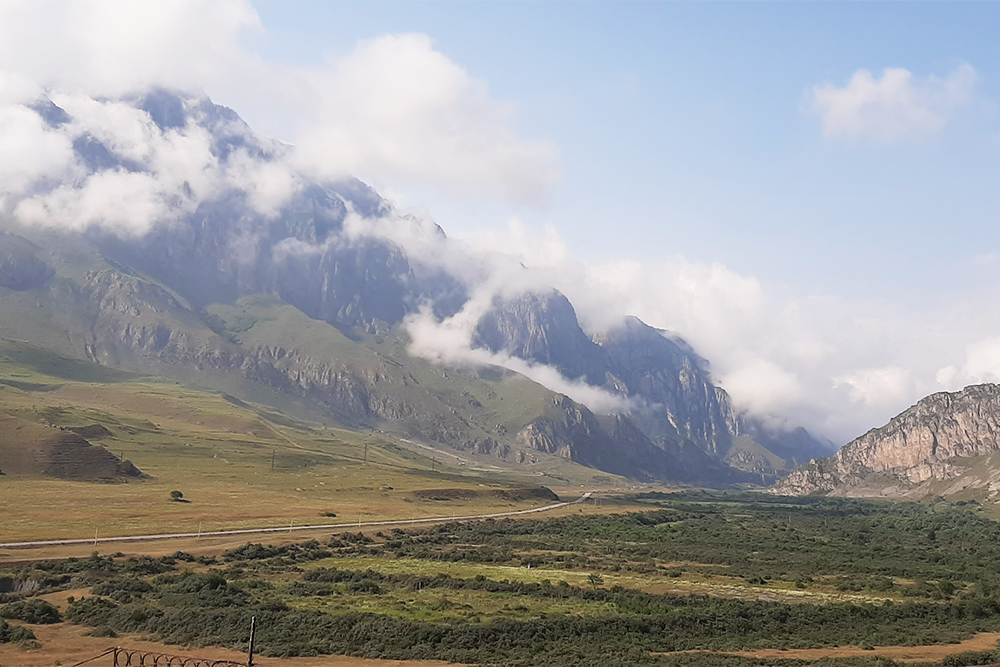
[0,619,36,643]
[0,599,61,624]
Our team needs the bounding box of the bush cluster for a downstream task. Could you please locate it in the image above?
[0,599,61,624]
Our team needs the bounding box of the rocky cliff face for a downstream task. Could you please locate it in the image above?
[473,291,609,383]
[474,294,735,447]
[514,395,737,482]
[475,293,827,473]
[773,384,1000,496]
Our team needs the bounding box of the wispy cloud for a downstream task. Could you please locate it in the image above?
[405,304,632,414]
[812,64,977,142]
[834,366,915,410]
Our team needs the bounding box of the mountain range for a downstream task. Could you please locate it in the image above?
[0,89,831,485]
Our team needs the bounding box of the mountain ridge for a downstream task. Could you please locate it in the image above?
[0,88,828,484]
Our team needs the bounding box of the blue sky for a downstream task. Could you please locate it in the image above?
[249,2,1000,299]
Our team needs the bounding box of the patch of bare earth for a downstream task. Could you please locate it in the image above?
[654,632,1000,663]
[0,623,462,667]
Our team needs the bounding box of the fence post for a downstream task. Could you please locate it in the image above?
[246,616,257,667]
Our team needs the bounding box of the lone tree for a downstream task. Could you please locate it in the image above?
[587,573,604,590]
[170,490,184,502]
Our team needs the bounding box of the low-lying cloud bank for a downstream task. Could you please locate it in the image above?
[344,209,1000,445]
[0,92,297,235]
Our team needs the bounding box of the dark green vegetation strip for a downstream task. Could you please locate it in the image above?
[9,494,1000,666]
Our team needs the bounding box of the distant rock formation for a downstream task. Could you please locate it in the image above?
[773,384,1000,497]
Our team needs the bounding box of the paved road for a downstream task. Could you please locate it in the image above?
[0,493,592,550]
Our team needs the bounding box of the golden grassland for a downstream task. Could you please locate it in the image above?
[0,350,636,546]
[0,500,631,564]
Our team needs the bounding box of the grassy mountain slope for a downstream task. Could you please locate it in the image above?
[0,338,623,542]
[0,227,711,482]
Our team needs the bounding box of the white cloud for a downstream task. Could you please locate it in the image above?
[0,105,75,194]
[834,366,915,410]
[937,336,1000,390]
[0,0,260,97]
[454,219,569,269]
[812,64,977,141]
[293,33,560,203]
[0,93,301,234]
[0,2,560,205]
[405,304,630,414]
[720,359,803,415]
[16,170,175,235]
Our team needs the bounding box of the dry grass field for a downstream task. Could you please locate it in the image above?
[0,341,627,548]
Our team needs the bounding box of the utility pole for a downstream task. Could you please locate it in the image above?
[364,443,368,463]
[270,451,275,470]
[246,616,257,667]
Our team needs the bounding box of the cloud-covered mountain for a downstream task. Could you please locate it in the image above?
[0,89,830,483]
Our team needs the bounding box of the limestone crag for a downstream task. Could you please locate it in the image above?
[773,384,1000,496]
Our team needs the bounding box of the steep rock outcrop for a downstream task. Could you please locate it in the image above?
[473,291,608,383]
[773,384,1000,496]
[597,317,737,453]
[515,395,736,482]
[475,293,827,473]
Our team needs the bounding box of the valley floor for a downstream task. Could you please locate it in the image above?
[6,492,1000,667]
